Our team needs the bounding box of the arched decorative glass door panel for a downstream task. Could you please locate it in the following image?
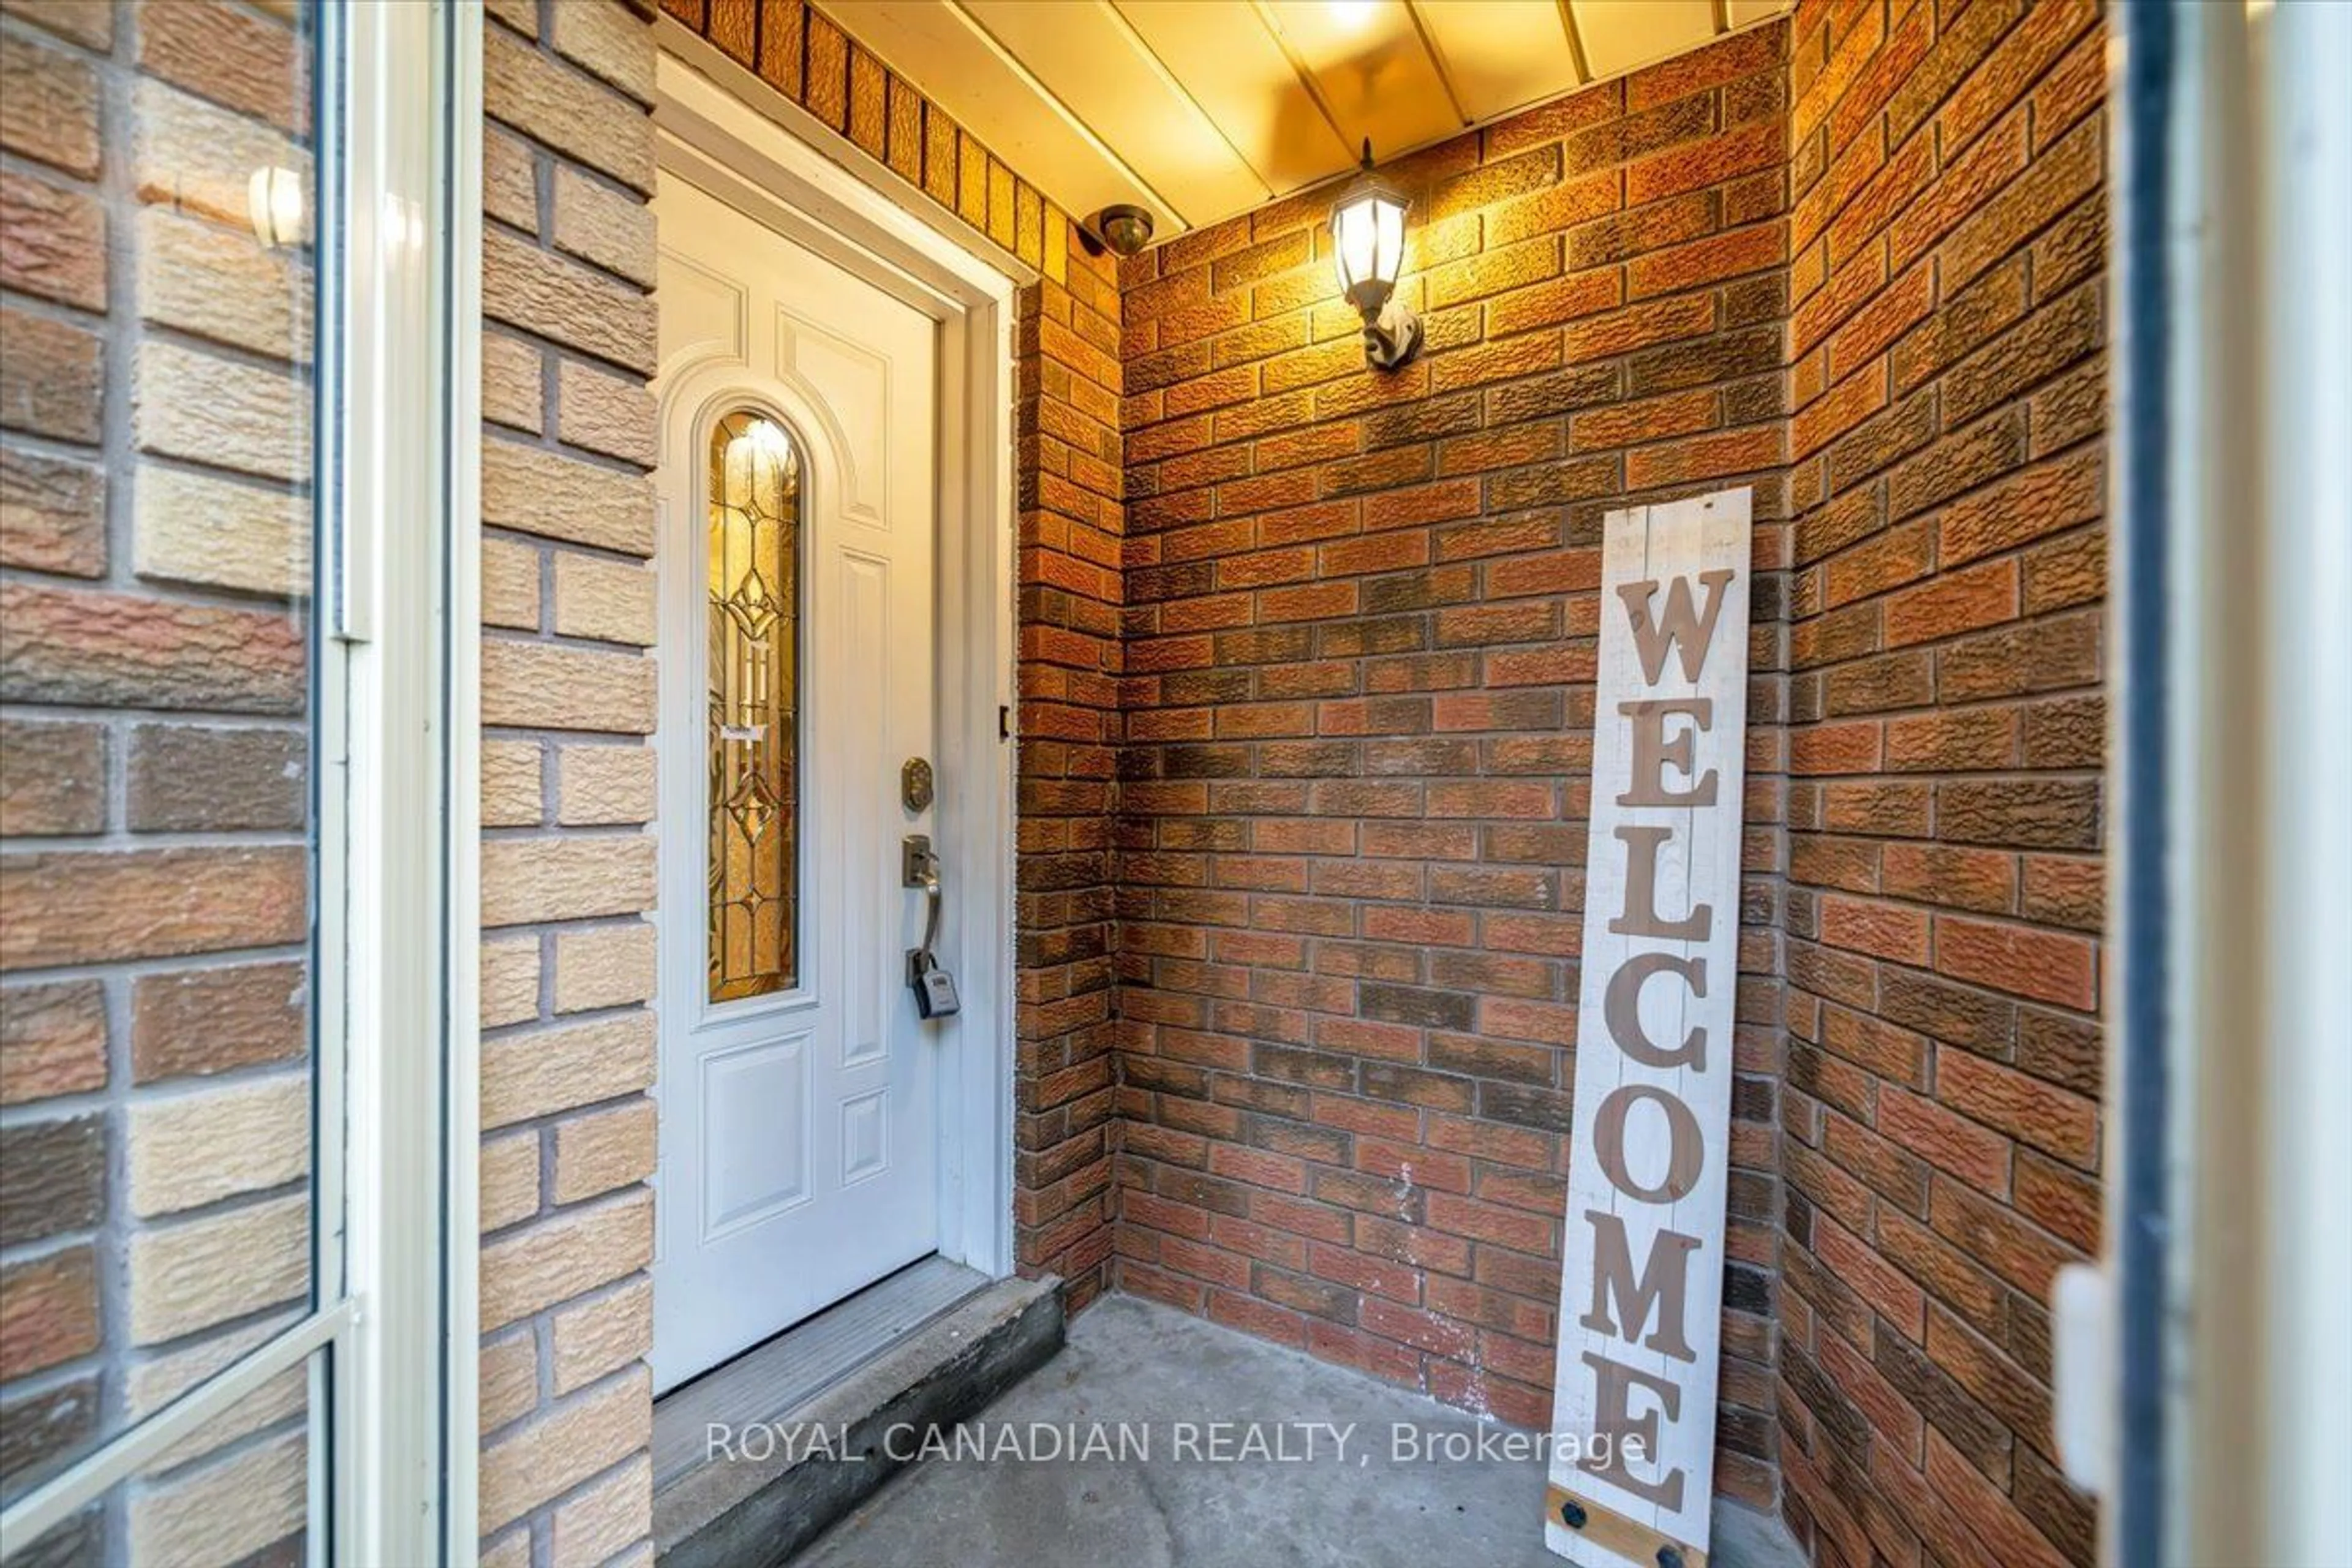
[706,410,803,1003]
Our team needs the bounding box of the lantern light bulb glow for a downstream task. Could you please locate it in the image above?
[247,165,306,249]
[1333,194,1404,300]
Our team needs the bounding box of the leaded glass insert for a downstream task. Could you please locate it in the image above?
[708,411,801,1001]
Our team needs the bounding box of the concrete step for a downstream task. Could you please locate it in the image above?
[654,1271,1065,1568]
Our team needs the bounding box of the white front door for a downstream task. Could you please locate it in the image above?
[649,174,942,1392]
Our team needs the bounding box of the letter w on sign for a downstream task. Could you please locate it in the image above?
[1547,489,1751,1568]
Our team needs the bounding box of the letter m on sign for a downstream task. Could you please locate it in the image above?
[1546,489,1752,1568]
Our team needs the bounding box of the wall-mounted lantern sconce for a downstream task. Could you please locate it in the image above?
[1331,140,1420,372]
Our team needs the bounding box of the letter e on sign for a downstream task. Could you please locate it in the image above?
[1546,489,1751,1568]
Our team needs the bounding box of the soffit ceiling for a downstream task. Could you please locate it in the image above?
[824,0,1793,238]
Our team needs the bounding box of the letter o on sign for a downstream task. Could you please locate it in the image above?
[1593,1084,1703,1204]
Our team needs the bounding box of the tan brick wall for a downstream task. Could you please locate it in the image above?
[0,0,319,1557]
[475,1,663,1561]
[1775,2,2105,1565]
[1110,24,1793,1509]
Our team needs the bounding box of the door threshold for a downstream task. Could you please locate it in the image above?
[652,1267,1063,1567]
[653,1255,988,1488]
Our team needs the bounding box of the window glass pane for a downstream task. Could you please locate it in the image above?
[6,1347,317,1567]
[706,411,802,1002]
[0,0,322,1517]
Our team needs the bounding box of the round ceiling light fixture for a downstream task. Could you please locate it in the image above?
[1081,203,1155,258]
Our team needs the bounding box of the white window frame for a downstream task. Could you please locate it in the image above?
[2143,4,2352,1564]
[0,2,481,1562]
[2059,4,2352,1566]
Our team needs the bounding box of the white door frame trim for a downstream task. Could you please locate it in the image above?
[652,37,1023,1285]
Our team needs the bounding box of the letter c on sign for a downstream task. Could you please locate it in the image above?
[1593,1084,1703,1204]
[1603,952,1708,1070]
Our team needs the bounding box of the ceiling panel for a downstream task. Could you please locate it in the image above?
[814,0,1792,238]
[824,1,1180,230]
[1568,0,1719,81]
[1411,0,1582,124]
[1112,0,1355,196]
[960,1,1272,228]
[1258,0,1464,166]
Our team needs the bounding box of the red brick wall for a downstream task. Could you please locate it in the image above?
[1111,24,1794,1510]
[1776,2,2105,1565]
[1012,235,1126,1311]
[660,0,1126,1310]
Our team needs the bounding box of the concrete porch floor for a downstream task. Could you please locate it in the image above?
[790,1293,1805,1568]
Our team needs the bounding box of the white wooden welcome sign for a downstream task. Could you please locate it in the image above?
[1546,488,1751,1568]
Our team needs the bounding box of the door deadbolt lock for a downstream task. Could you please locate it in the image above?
[901,756,934,812]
